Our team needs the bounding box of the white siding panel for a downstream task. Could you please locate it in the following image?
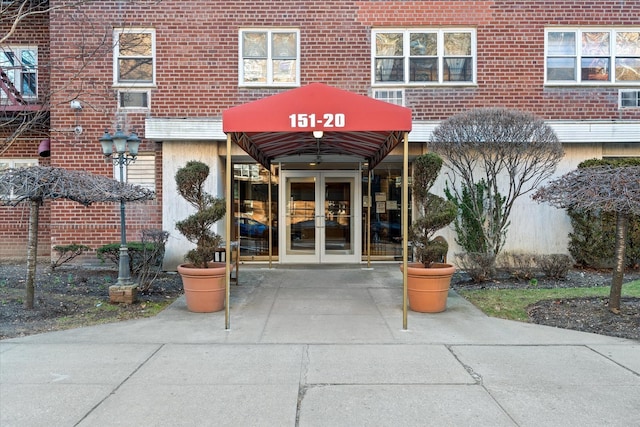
[146,118,225,140]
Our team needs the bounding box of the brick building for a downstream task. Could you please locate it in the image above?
[1,0,639,268]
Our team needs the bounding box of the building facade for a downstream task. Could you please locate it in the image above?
[1,0,639,268]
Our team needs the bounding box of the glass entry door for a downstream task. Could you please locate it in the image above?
[280,171,360,263]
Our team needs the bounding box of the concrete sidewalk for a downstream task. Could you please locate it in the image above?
[1,264,639,426]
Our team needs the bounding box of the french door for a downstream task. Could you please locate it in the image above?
[280,171,360,263]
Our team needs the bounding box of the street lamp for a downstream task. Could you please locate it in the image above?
[99,128,140,286]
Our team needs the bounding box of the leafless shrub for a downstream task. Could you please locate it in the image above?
[456,252,496,282]
[430,108,563,269]
[137,229,169,293]
[536,254,573,279]
[498,252,537,280]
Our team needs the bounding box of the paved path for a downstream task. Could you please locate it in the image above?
[1,265,639,426]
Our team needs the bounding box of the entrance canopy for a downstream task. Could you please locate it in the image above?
[222,83,412,169]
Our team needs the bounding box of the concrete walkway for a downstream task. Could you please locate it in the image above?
[1,264,639,426]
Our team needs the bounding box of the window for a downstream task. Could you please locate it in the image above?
[373,89,405,106]
[620,90,640,108]
[113,152,155,191]
[546,28,640,84]
[239,29,299,86]
[0,158,38,200]
[0,46,37,100]
[113,29,155,86]
[118,90,150,109]
[372,29,475,85]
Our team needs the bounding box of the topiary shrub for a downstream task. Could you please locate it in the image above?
[174,161,226,268]
[409,153,457,267]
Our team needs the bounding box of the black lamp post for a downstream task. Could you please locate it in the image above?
[99,128,140,286]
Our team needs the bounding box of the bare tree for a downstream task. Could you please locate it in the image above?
[429,108,564,268]
[0,166,154,308]
[533,165,640,313]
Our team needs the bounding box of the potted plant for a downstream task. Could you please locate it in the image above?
[175,161,227,312]
[402,153,457,312]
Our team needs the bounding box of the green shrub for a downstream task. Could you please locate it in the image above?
[97,242,161,275]
[445,181,488,253]
[51,244,91,270]
[409,153,457,267]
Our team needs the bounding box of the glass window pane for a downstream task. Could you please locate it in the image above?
[118,58,153,81]
[547,57,576,80]
[615,58,640,81]
[375,58,404,82]
[0,51,15,67]
[119,91,149,108]
[242,32,267,58]
[616,32,640,56]
[376,33,403,56]
[273,59,296,82]
[444,33,471,56]
[444,57,472,81]
[548,32,576,55]
[410,33,437,56]
[20,49,36,68]
[21,72,36,95]
[620,91,640,107]
[410,58,437,81]
[243,58,267,82]
[582,32,610,55]
[581,58,610,81]
[272,33,296,58]
[119,33,152,56]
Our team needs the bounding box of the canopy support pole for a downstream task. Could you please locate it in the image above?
[268,167,273,268]
[402,131,409,330]
[225,134,232,330]
[367,168,372,268]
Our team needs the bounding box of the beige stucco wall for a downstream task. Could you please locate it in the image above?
[160,138,637,269]
[162,141,227,270]
[431,143,608,262]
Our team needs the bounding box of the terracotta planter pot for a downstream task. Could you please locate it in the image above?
[177,262,227,312]
[401,262,456,313]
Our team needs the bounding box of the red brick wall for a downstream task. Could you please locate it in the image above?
[0,8,51,261]
[47,0,640,121]
[4,0,638,261]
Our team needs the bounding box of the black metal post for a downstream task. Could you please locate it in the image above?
[117,152,132,285]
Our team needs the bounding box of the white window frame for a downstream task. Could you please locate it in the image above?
[112,152,155,191]
[545,28,640,86]
[113,28,156,87]
[239,28,300,87]
[372,88,405,106]
[117,89,150,110]
[371,28,477,86]
[0,158,38,200]
[0,46,38,100]
[619,89,640,108]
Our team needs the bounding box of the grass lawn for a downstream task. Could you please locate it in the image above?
[457,280,640,322]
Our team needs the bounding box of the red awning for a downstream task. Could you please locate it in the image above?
[222,83,412,169]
